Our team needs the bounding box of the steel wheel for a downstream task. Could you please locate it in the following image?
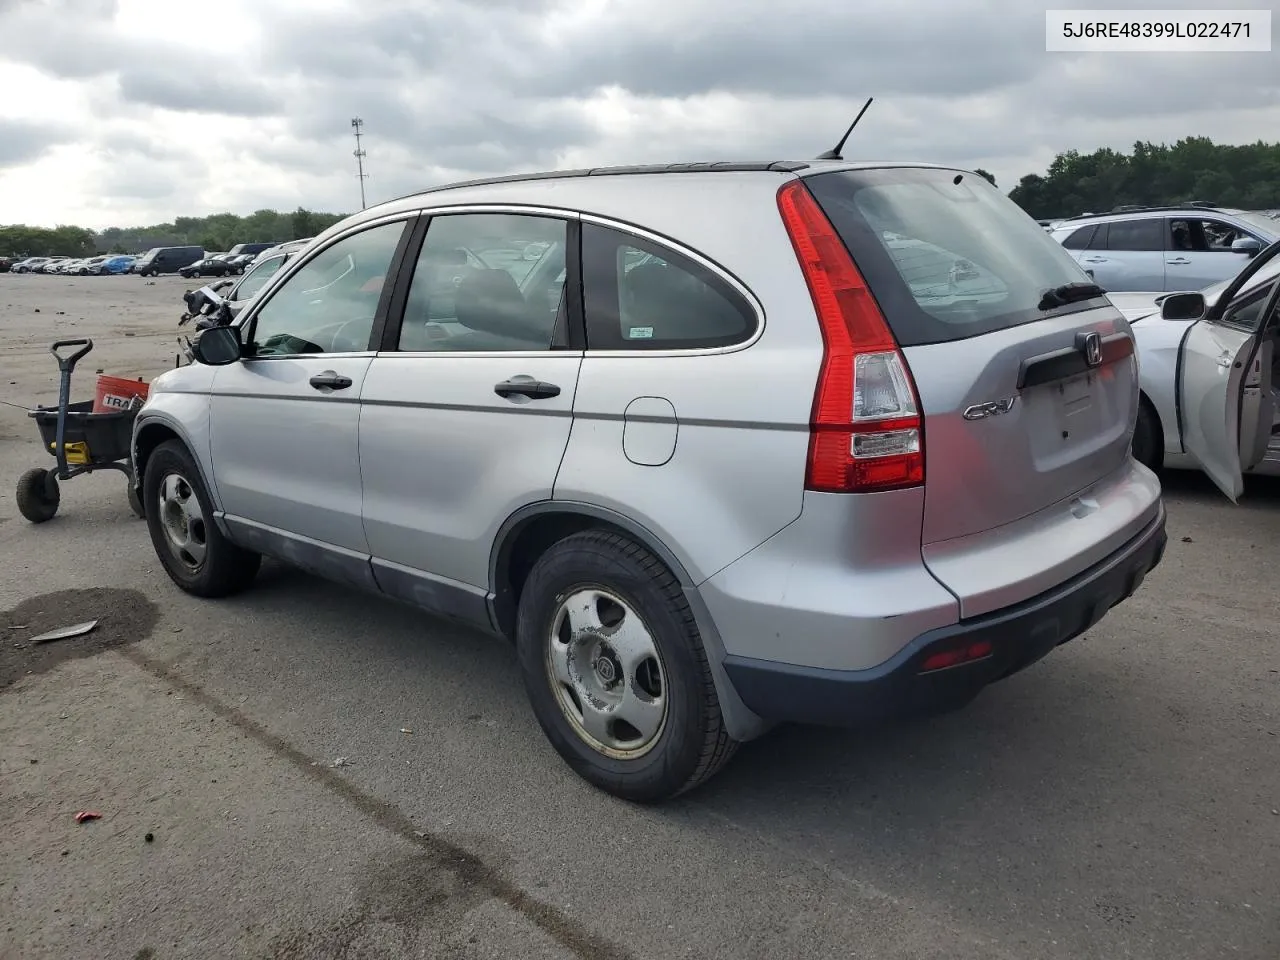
[158,472,207,571]
[545,587,669,760]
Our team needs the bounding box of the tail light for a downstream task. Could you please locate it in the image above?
[777,180,924,493]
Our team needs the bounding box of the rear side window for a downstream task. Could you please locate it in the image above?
[1061,225,1096,249]
[581,223,756,350]
[1106,219,1162,251]
[804,168,1096,346]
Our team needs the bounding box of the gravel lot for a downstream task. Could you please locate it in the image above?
[1,273,1278,960]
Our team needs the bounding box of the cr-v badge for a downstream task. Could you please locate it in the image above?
[962,397,1016,421]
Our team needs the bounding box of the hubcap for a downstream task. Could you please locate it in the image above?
[158,472,207,571]
[545,587,668,759]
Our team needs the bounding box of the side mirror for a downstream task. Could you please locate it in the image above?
[1160,291,1207,321]
[191,324,242,365]
[1231,237,1262,257]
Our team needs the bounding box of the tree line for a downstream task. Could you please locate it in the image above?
[1007,137,1280,219]
[1,207,347,259]
[3,137,1278,258]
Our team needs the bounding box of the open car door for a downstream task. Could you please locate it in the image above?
[1176,240,1280,501]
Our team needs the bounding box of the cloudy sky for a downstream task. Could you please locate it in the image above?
[0,0,1276,229]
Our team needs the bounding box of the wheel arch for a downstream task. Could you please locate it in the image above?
[489,502,695,642]
[133,416,222,513]
[488,501,771,743]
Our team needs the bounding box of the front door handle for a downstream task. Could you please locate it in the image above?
[310,371,353,391]
[1166,257,1191,265]
[1083,257,1107,263]
[494,378,560,400]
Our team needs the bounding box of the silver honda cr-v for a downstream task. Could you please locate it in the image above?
[133,160,1167,801]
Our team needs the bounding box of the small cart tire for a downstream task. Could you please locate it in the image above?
[127,482,145,519]
[17,468,60,523]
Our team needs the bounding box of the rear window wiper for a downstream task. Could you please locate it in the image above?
[1039,281,1105,311]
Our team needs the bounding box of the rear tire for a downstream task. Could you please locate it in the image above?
[1132,400,1163,471]
[16,468,59,523]
[143,440,260,597]
[515,529,738,803]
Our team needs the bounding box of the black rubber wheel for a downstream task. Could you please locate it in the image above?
[515,529,738,803]
[1132,399,1163,471]
[143,440,260,597]
[16,468,59,523]
[127,481,145,519]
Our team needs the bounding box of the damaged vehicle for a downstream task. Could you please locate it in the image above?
[1109,238,1280,487]
[133,160,1167,801]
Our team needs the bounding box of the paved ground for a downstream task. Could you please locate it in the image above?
[0,273,1277,960]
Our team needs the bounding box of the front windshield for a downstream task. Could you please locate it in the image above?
[1231,211,1280,237]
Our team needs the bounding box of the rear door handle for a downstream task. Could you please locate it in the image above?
[494,378,560,400]
[1166,257,1191,265]
[309,371,353,391]
[1083,257,1107,263]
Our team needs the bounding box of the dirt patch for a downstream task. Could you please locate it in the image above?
[0,587,159,691]
[264,849,498,958]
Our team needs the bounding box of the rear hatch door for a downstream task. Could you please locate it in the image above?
[805,167,1146,608]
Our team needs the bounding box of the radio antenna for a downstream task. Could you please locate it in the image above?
[815,97,873,161]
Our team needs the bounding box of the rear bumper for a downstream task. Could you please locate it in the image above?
[722,503,1166,727]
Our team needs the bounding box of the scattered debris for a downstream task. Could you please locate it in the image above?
[399,727,413,735]
[56,311,65,315]
[124,332,136,337]
[145,832,155,843]
[33,308,40,313]
[330,756,354,768]
[1181,536,1193,543]
[74,811,101,824]
[30,620,99,645]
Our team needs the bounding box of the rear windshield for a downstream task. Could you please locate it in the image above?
[803,167,1098,346]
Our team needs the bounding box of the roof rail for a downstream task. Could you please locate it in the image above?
[387,161,811,205]
[1068,201,1228,220]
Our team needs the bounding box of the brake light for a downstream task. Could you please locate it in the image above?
[777,181,924,493]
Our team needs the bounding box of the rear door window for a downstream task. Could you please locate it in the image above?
[395,212,569,352]
[581,223,756,350]
[1106,219,1163,251]
[804,167,1098,346]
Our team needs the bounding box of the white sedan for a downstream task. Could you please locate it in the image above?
[1111,242,1280,498]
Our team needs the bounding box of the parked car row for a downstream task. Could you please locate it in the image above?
[3,244,290,278]
[6,255,137,275]
[134,243,282,277]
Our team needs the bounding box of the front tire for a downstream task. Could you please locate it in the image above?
[16,468,59,523]
[515,530,737,802]
[143,440,260,597]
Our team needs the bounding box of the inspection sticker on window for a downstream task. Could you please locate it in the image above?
[628,326,654,339]
[1046,9,1271,51]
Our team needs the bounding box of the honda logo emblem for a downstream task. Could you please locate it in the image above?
[1078,331,1103,367]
